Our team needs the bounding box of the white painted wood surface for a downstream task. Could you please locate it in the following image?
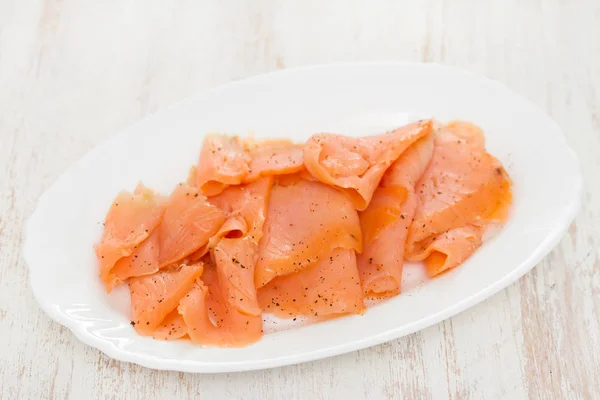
[1,1,598,398]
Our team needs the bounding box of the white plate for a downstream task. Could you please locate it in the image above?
[24,62,582,373]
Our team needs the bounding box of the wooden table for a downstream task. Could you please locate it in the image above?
[2,1,599,399]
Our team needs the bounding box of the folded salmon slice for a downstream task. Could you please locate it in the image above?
[303,120,433,210]
[207,177,273,316]
[185,215,249,263]
[195,134,251,196]
[109,229,160,291]
[96,184,166,290]
[258,248,365,318]
[129,262,204,334]
[179,263,262,347]
[151,309,188,340]
[406,121,512,271]
[195,135,304,195]
[244,139,305,182]
[357,133,435,296]
[422,225,483,277]
[255,177,362,287]
[357,189,416,296]
[158,183,226,268]
[208,176,272,233]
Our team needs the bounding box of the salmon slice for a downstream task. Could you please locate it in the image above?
[196,134,251,196]
[129,262,204,334]
[195,135,304,194]
[406,121,512,261]
[158,183,226,268]
[379,132,436,190]
[179,264,262,347]
[208,177,272,234]
[244,139,305,182]
[443,121,485,148]
[357,190,416,296]
[207,177,272,316]
[186,166,197,187]
[151,309,188,340]
[303,120,433,210]
[185,215,249,263]
[258,248,365,318]
[255,177,362,287]
[357,133,435,296]
[96,184,166,289]
[212,237,260,315]
[109,228,160,291]
[421,225,483,277]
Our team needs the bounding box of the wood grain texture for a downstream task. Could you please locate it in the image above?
[1,0,599,399]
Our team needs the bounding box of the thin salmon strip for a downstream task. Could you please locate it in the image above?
[179,264,262,347]
[109,228,160,291]
[406,122,512,261]
[357,133,435,296]
[358,186,411,253]
[158,183,226,268]
[96,184,166,289]
[255,177,362,287]
[212,237,260,316]
[422,225,483,277]
[196,134,251,196]
[178,283,218,343]
[129,261,204,334]
[303,120,433,210]
[151,309,188,340]
[357,190,416,296]
[258,248,365,318]
[208,177,272,316]
[244,139,305,182]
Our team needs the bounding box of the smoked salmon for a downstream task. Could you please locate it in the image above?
[406,121,512,275]
[258,248,365,318]
[110,228,160,291]
[179,261,263,347]
[255,177,362,287]
[244,139,305,182]
[303,120,433,210]
[208,177,273,316]
[95,119,512,348]
[129,261,204,335]
[96,184,165,291]
[158,183,226,268]
[422,224,483,277]
[196,135,251,196]
[151,309,188,340]
[357,133,435,296]
[195,135,304,195]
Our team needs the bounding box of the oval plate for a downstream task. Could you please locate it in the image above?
[24,62,582,373]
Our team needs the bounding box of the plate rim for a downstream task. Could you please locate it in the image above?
[23,61,584,373]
